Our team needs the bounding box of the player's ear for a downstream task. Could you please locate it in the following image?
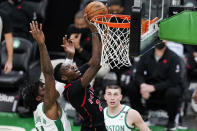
[120,94,123,101]
[36,96,43,102]
[104,93,107,101]
[61,75,68,81]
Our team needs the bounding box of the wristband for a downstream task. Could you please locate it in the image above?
[64,58,73,65]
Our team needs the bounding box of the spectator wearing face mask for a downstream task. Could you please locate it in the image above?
[128,38,183,131]
[108,0,124,14]
[66,10,92,67]
[66,10,93,126]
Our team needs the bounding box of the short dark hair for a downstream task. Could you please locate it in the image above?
[110,0,123,6]
[75,10,84,19]
[21,80,43,111]
[105,85,122,93]
[54,63,66,83]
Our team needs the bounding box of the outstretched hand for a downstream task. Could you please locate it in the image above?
[30,21,45,44]
[61,35,75,58]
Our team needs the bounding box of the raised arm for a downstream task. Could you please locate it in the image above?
[80,15,102,87]
[30,21,59,110]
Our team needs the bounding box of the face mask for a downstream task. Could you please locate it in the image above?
[77,28,90,34]
[71,26,90,34]
[155,42,165,50]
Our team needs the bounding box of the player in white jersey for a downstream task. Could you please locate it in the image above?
[104,85,150,131]
[32,81,71,131]
[22,21,72,131]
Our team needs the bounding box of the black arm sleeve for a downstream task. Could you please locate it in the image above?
[0,11,12,34]
[134,56,147,86]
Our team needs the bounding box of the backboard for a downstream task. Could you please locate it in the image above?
[130,0,165,56]
[90,0,166,68]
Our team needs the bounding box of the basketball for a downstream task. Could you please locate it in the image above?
[84,1,108,20]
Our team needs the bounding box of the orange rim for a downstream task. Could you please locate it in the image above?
[91,14,130,28]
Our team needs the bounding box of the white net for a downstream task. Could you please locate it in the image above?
[92,15,131,69]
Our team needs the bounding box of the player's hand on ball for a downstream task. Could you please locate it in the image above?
[84,14,97,33]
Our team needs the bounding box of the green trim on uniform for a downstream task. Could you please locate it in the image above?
[54,108,64,131]
[42,104,64,131]
[41,126,44,131]
[36,127,39,131]
[42,104,44,113]
[106,105,126,118]
[124,107,134,130]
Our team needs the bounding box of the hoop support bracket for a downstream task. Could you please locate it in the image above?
[130,5,141,56]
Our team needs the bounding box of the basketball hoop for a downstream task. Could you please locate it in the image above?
[91,14,131,69]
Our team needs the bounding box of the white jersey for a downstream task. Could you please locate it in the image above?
[104,105,135,131]
[33,102,71,131]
